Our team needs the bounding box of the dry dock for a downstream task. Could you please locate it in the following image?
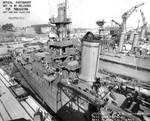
[0,71,31,121]
[0,68,51,121]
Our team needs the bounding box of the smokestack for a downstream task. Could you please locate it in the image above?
[79,32,100,85]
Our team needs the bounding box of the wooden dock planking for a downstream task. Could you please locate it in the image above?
[0,73,31,120]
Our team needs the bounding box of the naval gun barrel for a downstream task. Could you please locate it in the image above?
[121,85,150,97]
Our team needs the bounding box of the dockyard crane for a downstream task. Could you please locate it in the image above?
[140,10,147,40]
[121,3,144,33]
[111,20,121,28]
[110,20,122,45]
[111,19,122,37]
[119,3,144,51]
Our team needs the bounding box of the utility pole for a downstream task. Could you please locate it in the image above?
[65,0,67,21]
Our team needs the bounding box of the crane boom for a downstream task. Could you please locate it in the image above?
[122,3,144,19]
[121,3,144,33]
[111,20,121,27]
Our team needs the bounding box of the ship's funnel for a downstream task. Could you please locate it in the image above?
[79,32,100,85]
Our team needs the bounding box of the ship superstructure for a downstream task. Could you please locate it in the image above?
[11,1,150,121]
[12,31,150,121]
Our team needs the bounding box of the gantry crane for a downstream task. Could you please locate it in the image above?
[111,19,122,36]
[110,20,122,45]
[119,3,144,51]
[121,3,144,33]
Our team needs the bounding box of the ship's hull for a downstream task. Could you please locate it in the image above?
[99,52,150,82]
[12,61,90,121]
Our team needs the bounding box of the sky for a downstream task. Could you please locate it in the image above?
[0,0,150,29]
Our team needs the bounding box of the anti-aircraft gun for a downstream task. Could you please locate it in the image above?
[95,69,150,121]
[57,31,150,121]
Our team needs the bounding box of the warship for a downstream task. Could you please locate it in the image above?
[98,3,150,82]
[11,1,150,121]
